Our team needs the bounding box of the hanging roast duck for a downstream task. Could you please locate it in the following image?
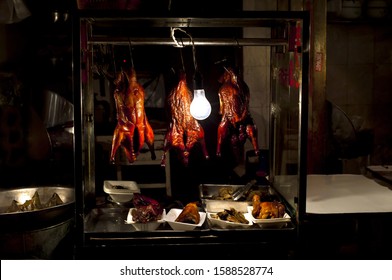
[161,70,209,167]
[216,67,259,160]
[110,67,156,163]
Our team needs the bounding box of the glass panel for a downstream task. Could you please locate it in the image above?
[270,21,303,213]
[81,19,97,208]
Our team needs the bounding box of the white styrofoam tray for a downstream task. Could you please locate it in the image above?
[164,208,206,231]
[207,212,254,229]
[247,206,291,229]
[125,208,166,231]
[103,180,140,203]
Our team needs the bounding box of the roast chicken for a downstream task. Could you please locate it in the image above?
[110,68,156,163]
[175,202,200,224]
[216,67,259,160]
[161,71,209,167]
[252,194,285,219]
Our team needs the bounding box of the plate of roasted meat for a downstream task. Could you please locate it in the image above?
[248,194,291,228]
[207,207,253,229]
[125,193,165,231]
[126,208,166,231]
[164,202,206,231]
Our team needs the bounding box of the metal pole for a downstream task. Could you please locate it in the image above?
[89,37,288,47]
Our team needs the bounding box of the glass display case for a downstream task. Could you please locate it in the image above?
[72,9,310,259]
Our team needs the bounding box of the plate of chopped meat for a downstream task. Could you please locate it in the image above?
[125,208,166,231]
[125,193,165,231]
[207,208,254,229]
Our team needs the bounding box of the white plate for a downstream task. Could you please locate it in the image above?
[207,212,254,229]
[125,208,166,231]
[247,206,291,228]
[104,181,140,203]
[164,208,206,231]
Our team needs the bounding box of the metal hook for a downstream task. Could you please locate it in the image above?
[179,48,185,72]
[171,27,183,48]
[234,37,240,48]
[111,44,117,73]
[170,27,198,71]
[179,37,185,48]
[128,38,134,68]
[191,39,198,71]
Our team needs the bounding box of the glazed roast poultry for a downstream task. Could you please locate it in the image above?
[252,194,285,219]
[110,68,156,163]
[132,193,163,223]
[216,67,259,160]
[161,71,209,167]
[175,202,200,224]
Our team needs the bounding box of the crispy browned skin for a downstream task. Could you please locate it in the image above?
[216,67,259,157]
[110,68,156,163]
[251,195,286,219]
[252,194,261,218]
[161,71,209,167]
[258,201,285,219]
[175,202,200,224]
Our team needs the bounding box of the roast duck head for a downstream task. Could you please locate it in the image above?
[110,67,156,164]
[216,67,260,161]
[161,70,209,167]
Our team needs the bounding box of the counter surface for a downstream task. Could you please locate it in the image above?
[306,174,392,214]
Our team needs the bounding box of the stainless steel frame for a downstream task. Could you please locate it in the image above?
[73,10,310,259]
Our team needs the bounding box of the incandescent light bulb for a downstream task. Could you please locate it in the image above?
[191,70,211,120]
[190,89,211,120]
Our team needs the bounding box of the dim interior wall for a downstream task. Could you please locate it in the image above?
[243,38,271,151]
[327,24,374,122]
[0,24,5,63]
[243,0,277,10]
[327,23,392,169]
[243,0,276,152]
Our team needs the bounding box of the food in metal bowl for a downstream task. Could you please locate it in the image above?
[215,187,234,200]
[5,191,64,213]
[0,186,74,231]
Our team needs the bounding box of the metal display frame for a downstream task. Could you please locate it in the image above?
[72,10,310,259]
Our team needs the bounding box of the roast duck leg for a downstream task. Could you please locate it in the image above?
[216,67,259,160]
[110,68,156,163]
[161,71,209,167]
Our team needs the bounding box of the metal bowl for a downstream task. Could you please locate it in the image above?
[0,186,75,231]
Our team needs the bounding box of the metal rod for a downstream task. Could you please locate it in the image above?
[89,37,287,47]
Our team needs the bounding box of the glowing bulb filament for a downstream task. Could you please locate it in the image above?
[190,89,211,120]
